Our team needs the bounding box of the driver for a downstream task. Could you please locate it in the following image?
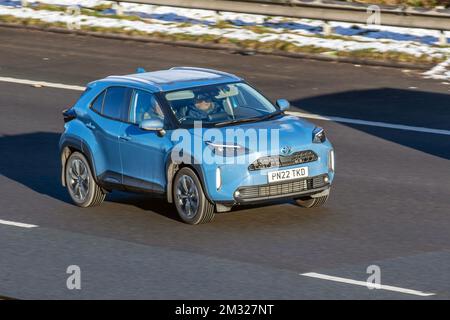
[185,92,220,120]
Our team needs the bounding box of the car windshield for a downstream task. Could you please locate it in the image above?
[163,82,278,126]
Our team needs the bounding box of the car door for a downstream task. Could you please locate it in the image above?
[88,86,132,185]
[119,89,172,194]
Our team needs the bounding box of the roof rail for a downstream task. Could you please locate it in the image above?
[170,66,240,80]
[105,75,162,90]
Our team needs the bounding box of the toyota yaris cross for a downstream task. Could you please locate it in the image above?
[60,67,335,224]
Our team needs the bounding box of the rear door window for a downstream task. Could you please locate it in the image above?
[102,87,133,122]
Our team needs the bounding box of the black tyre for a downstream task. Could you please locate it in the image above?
[295,194,329,208]
[173,167,215,224]
[65,151,105,207]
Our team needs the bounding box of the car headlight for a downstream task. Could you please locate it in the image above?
[312,127,326,143]
[205,141,248,157]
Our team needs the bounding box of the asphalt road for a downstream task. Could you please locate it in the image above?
[1,27,450,299]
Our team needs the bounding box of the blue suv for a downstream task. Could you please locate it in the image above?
[60,67,335,224]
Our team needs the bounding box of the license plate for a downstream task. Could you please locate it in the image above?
[267,167,309,183]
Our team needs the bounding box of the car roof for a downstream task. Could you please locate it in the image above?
[97,67,242,92]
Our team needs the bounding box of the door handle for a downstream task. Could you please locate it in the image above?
[119,135,131,141]
[86,122,96,130]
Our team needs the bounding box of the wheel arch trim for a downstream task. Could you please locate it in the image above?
[166,156,213,204]
[60,135,98,187]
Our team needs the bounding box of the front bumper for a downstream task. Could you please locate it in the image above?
[199,141,334,204]
[233,174,330,204]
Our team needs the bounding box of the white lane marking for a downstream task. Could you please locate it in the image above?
[0,76,85,91]
[301,272,435,297]
[0,219,38,229]
[288,111,450,136]
[1,75,449,136]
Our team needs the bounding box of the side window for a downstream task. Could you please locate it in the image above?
[91,90,105,113]
[129,89,165,125]
[102,87,133,122]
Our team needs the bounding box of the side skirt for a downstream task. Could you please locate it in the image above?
[97,171,165,196]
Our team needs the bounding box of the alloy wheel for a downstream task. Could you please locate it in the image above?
[175,175,199,218]
[68,158,90,202]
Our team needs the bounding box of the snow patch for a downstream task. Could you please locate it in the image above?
[423,59,450,80]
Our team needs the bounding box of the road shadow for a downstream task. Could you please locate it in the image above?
[107,192,180,221]
[290,88,450,161]
[0,131,70,202]
[0,132,179,221]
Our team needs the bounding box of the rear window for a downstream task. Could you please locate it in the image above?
[102,87,133,122]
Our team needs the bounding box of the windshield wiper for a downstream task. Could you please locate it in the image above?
[214,117,260,127]
[214,111,282,127]
[258,111,282,121]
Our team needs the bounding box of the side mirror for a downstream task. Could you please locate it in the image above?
[276,99,290,111]
[139,118,165,136]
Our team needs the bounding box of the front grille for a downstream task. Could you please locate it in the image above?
[249,150,318,171]
[236,174,328,200]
